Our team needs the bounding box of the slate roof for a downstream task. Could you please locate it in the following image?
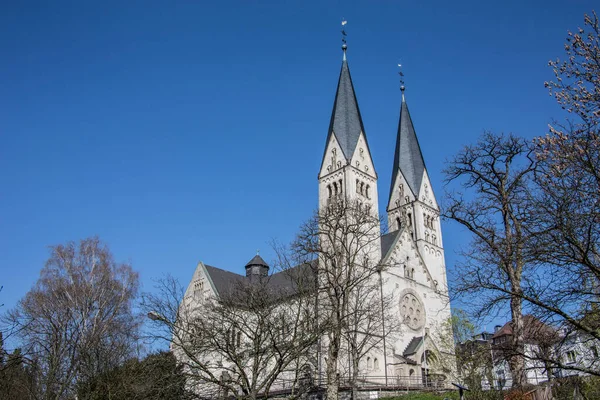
[321,59,368,165]
[204,264,245,295]
[389,98,427,202]
[245,255,269,267]
[381,230,400,259]
[204,261,317,298]
[403,335,424,356]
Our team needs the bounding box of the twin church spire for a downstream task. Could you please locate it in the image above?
[319,35,438,240]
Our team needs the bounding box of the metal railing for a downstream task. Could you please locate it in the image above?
[268,373,451,394]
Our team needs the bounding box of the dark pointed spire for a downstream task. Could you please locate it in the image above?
[321,52,367,164]
[389,87,428,202]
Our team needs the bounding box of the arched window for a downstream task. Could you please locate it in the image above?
[374,358,379,370]
[425,232,430,242]
[407,213,412,227]
[338,179,343,194]
[432,235,437,246]
[404,265,408,277]
[356,179,360,194]
[366,184,370,199]
[327,185,332,198]
[367,357,373,370]
[360,182,365,196]
[396,217,401,230]
[411,268,415,279]
[333,181,338,195]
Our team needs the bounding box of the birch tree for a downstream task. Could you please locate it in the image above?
[4,237,141,400]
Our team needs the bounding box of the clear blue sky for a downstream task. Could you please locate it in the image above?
[1,1,595,328]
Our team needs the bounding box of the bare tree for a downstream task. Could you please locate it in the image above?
[142,271,321,400]
[287,198,393,399]
[443,132,537,388]
[3,237,141,400]
[503,11,600,377]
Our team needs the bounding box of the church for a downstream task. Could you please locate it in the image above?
[183,42,453,390]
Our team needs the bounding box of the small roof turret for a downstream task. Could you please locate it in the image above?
[245,254,269,281]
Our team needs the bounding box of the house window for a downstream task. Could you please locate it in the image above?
[367,357,373,370]
[374,358,379,370]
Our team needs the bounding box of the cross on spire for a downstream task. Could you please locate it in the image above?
[341,19,348,60]
[398,62,406,101]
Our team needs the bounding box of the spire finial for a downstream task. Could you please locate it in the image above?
[398,62,406,101]
[256,249,260,256]
[341,19,348,60]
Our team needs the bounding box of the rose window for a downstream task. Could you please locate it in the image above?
[400,293,424,330]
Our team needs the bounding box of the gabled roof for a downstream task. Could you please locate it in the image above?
[381,230,400,260]
[389,97,427,202]
[492,315,558,344]
[204,264,245,296]
[321,59,368,165]
[403,335,424,356]
[203,261,316,298]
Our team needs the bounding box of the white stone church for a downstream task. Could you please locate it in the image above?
[184,46,453,389]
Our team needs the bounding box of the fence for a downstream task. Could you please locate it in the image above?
[268,372,452,397]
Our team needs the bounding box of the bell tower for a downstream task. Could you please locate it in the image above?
[386,82,446,288]
[318,44,379,223]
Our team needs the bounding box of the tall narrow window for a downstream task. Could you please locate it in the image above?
[366,184,370,199]
[396,217,401,230]
[339,179,343,194]
[407,213,412,227]
[193,280,204,301]
[374,358,379,370]
[367,357,373,370]
[333,181,338,195]
[327,185,332,198]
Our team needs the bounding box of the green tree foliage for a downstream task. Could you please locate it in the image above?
[435,310,494,393]
[77,351,190,400]
[0,347,37,400]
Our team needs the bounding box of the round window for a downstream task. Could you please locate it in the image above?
[400,292,424,330]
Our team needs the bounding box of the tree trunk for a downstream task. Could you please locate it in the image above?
[326,333,341,400]
[509,295,526,388]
